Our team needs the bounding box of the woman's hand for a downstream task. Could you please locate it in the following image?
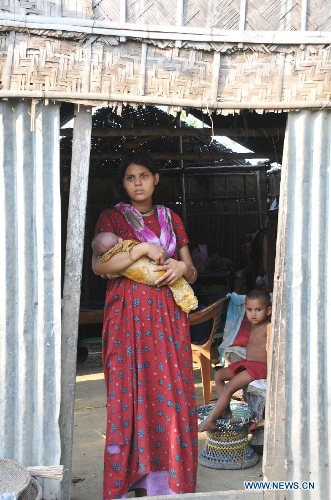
[144,243,167,265]
[154,258,186,285]
[153,246,197,286]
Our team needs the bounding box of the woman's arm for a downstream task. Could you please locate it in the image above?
[154,245,197,286]
[92,241,167,276]
[178,245,197,283]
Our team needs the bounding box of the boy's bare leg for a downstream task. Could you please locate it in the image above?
[214,367,232,418]
[214,367,230,396]
[198,369,252,432]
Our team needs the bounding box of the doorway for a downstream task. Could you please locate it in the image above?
[60,104,285,498]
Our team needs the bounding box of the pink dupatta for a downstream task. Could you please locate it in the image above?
[115,203,177,257]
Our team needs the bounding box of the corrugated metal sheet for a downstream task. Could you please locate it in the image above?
[0,100,62,499]
[264,109,331,498]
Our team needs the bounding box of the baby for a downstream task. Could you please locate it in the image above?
[92,232,198,314]
[198,288,271,431]
[92,231,123,256]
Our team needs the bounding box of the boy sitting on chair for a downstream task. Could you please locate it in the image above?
[198,288,271,432]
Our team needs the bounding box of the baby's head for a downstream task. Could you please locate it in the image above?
[245,288,272,324]
[92,232,121,255]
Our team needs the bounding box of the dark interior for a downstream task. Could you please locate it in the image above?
[60,104,284,345]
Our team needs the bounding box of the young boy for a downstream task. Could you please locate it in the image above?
[92,232,198,313]
[198,288,271,432]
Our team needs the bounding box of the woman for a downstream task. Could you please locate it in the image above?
[92,152,198,499]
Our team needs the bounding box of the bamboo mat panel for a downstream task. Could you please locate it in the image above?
[0,0,93,18]
[1,34,331,109]
[1,0,331,32]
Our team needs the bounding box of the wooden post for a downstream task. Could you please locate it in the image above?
[60,105,92,500]
[257,169,268,229]
[263,138,287,497]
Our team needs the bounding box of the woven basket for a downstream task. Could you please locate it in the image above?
[198,402,260,470]
[21,477,42,500]
[0,459,31,496]
[82,338,103,367]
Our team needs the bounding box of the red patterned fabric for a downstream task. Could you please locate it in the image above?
[95,207,198,499]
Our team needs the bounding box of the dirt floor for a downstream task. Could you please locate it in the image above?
[71,358,263,500]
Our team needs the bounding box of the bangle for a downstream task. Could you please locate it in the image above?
[126,247,135,262]
[188,266,197,282]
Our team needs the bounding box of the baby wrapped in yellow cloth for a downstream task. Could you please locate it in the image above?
[92,232,198,313]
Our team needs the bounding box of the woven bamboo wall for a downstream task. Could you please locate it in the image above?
[0,33,331,111]
[0,0,93,18]
[1,0,331,31]
[0,1,331,109]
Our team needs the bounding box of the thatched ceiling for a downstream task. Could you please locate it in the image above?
[60,105,248,173]
[191,108,287,165]
[60,104,286,173]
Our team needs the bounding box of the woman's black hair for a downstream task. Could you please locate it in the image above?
[114,151,159,203]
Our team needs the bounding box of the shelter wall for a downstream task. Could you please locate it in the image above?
[1,0,331,110]
[0,100,62,499]
[1,2,331,498]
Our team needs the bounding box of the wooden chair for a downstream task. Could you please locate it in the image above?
[189,297,228,405]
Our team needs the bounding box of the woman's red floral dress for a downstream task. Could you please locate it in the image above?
[95,207,198,499]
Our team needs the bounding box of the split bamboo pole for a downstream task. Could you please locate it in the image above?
[1,91,329,110]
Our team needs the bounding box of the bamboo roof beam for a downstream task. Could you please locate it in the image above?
[1,90,329,111]
[1,13,331,44]
[61,151,276,161]
[87,165,270,175]
[60,127,285,138]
